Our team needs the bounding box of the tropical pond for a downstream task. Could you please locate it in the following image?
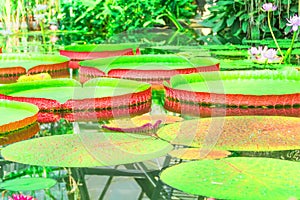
[1,1,300,199]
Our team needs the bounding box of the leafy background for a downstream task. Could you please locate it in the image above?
[200,0,299,44]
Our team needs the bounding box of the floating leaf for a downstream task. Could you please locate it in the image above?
[1,132,173,167]
[157,116,300,151]
[0,54,69,83]
[0,123,39,145]
[79,55,219,85]
[160,157,300,199]
[169,148,231,160]
[164,71,300,107]
[0,177,56,191]
[60,44,140,69]
[0,78,152,121]
[0,100,38,134]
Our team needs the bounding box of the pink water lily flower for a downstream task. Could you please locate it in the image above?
[248,47,260,56]
[248,46,280,63]
[262,3,277,11]
[262,48,278,60]
[287,14,300,32]
[248,46,268,58]
[9,194,36,200]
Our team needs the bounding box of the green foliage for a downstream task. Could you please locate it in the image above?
[160,157,300,199]
[201,0,299,44]
[59,0,197,43]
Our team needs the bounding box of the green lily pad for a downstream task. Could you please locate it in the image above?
[211,50,248,58]
[160,157,300,199]
[0,78,150,104]
[0,54,69,70]
[164,70,300,107]
[157,116,300,151]
[0,123,40,145]
[1,132,173,167]
[169,71,300,95]
[219,59,284,70]
[0,177,56,191]
[80,55,219,72]
[0,100,39,133]
[61,43,139,53]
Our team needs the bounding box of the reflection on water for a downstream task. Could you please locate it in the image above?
[0,31,95,54]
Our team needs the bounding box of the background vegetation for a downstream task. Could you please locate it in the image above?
[0,0,299,45]
[201,0,299,44]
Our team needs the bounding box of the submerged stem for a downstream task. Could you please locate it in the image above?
[267,11,284,58]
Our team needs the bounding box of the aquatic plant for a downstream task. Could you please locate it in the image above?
[249,2,300,64]
[157,116,300,151]
[248,46,281,64]
[0,78,152,122]
[160,158,300,199]
[1,132,172,167]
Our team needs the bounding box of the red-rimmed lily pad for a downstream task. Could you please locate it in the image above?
[102,114,183,133]
[1,132,173,167]
[168,148,231,160]
[160,157,300,199]
[0,100,39,134]
[164,70,300,109]
[0,54,70,83]
[0,78,152,122]
[60,44,140,69]
[157,116,300,151]
[0,123,39,146]
[79,55,220,88]
[0,177,56,191]
[164,103,300,117]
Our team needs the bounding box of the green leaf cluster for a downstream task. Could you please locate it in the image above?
[201,0,298,44]
[59,0,197,43]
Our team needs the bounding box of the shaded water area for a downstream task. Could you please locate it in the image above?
[0,31,300,200]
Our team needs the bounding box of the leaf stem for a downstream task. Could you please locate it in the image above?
[40,21,47,52]
[267,11,284,58]
[284,30,298,63]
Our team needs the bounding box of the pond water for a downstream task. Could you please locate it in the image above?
[1,101,300,200]
[1,31,300,200]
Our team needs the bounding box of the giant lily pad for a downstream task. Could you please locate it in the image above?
[79,55,219,87]
[60,44,140,69]
[157,116,300,151]
[0,123,39,146]
[160,157,300,199]
[0,78,151,122]
[0,54,70,83]
[0,100,38,134]
[219,59,285,71]
[1,132,173,167]
[0,177,56,191]
[164,70,300,109]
